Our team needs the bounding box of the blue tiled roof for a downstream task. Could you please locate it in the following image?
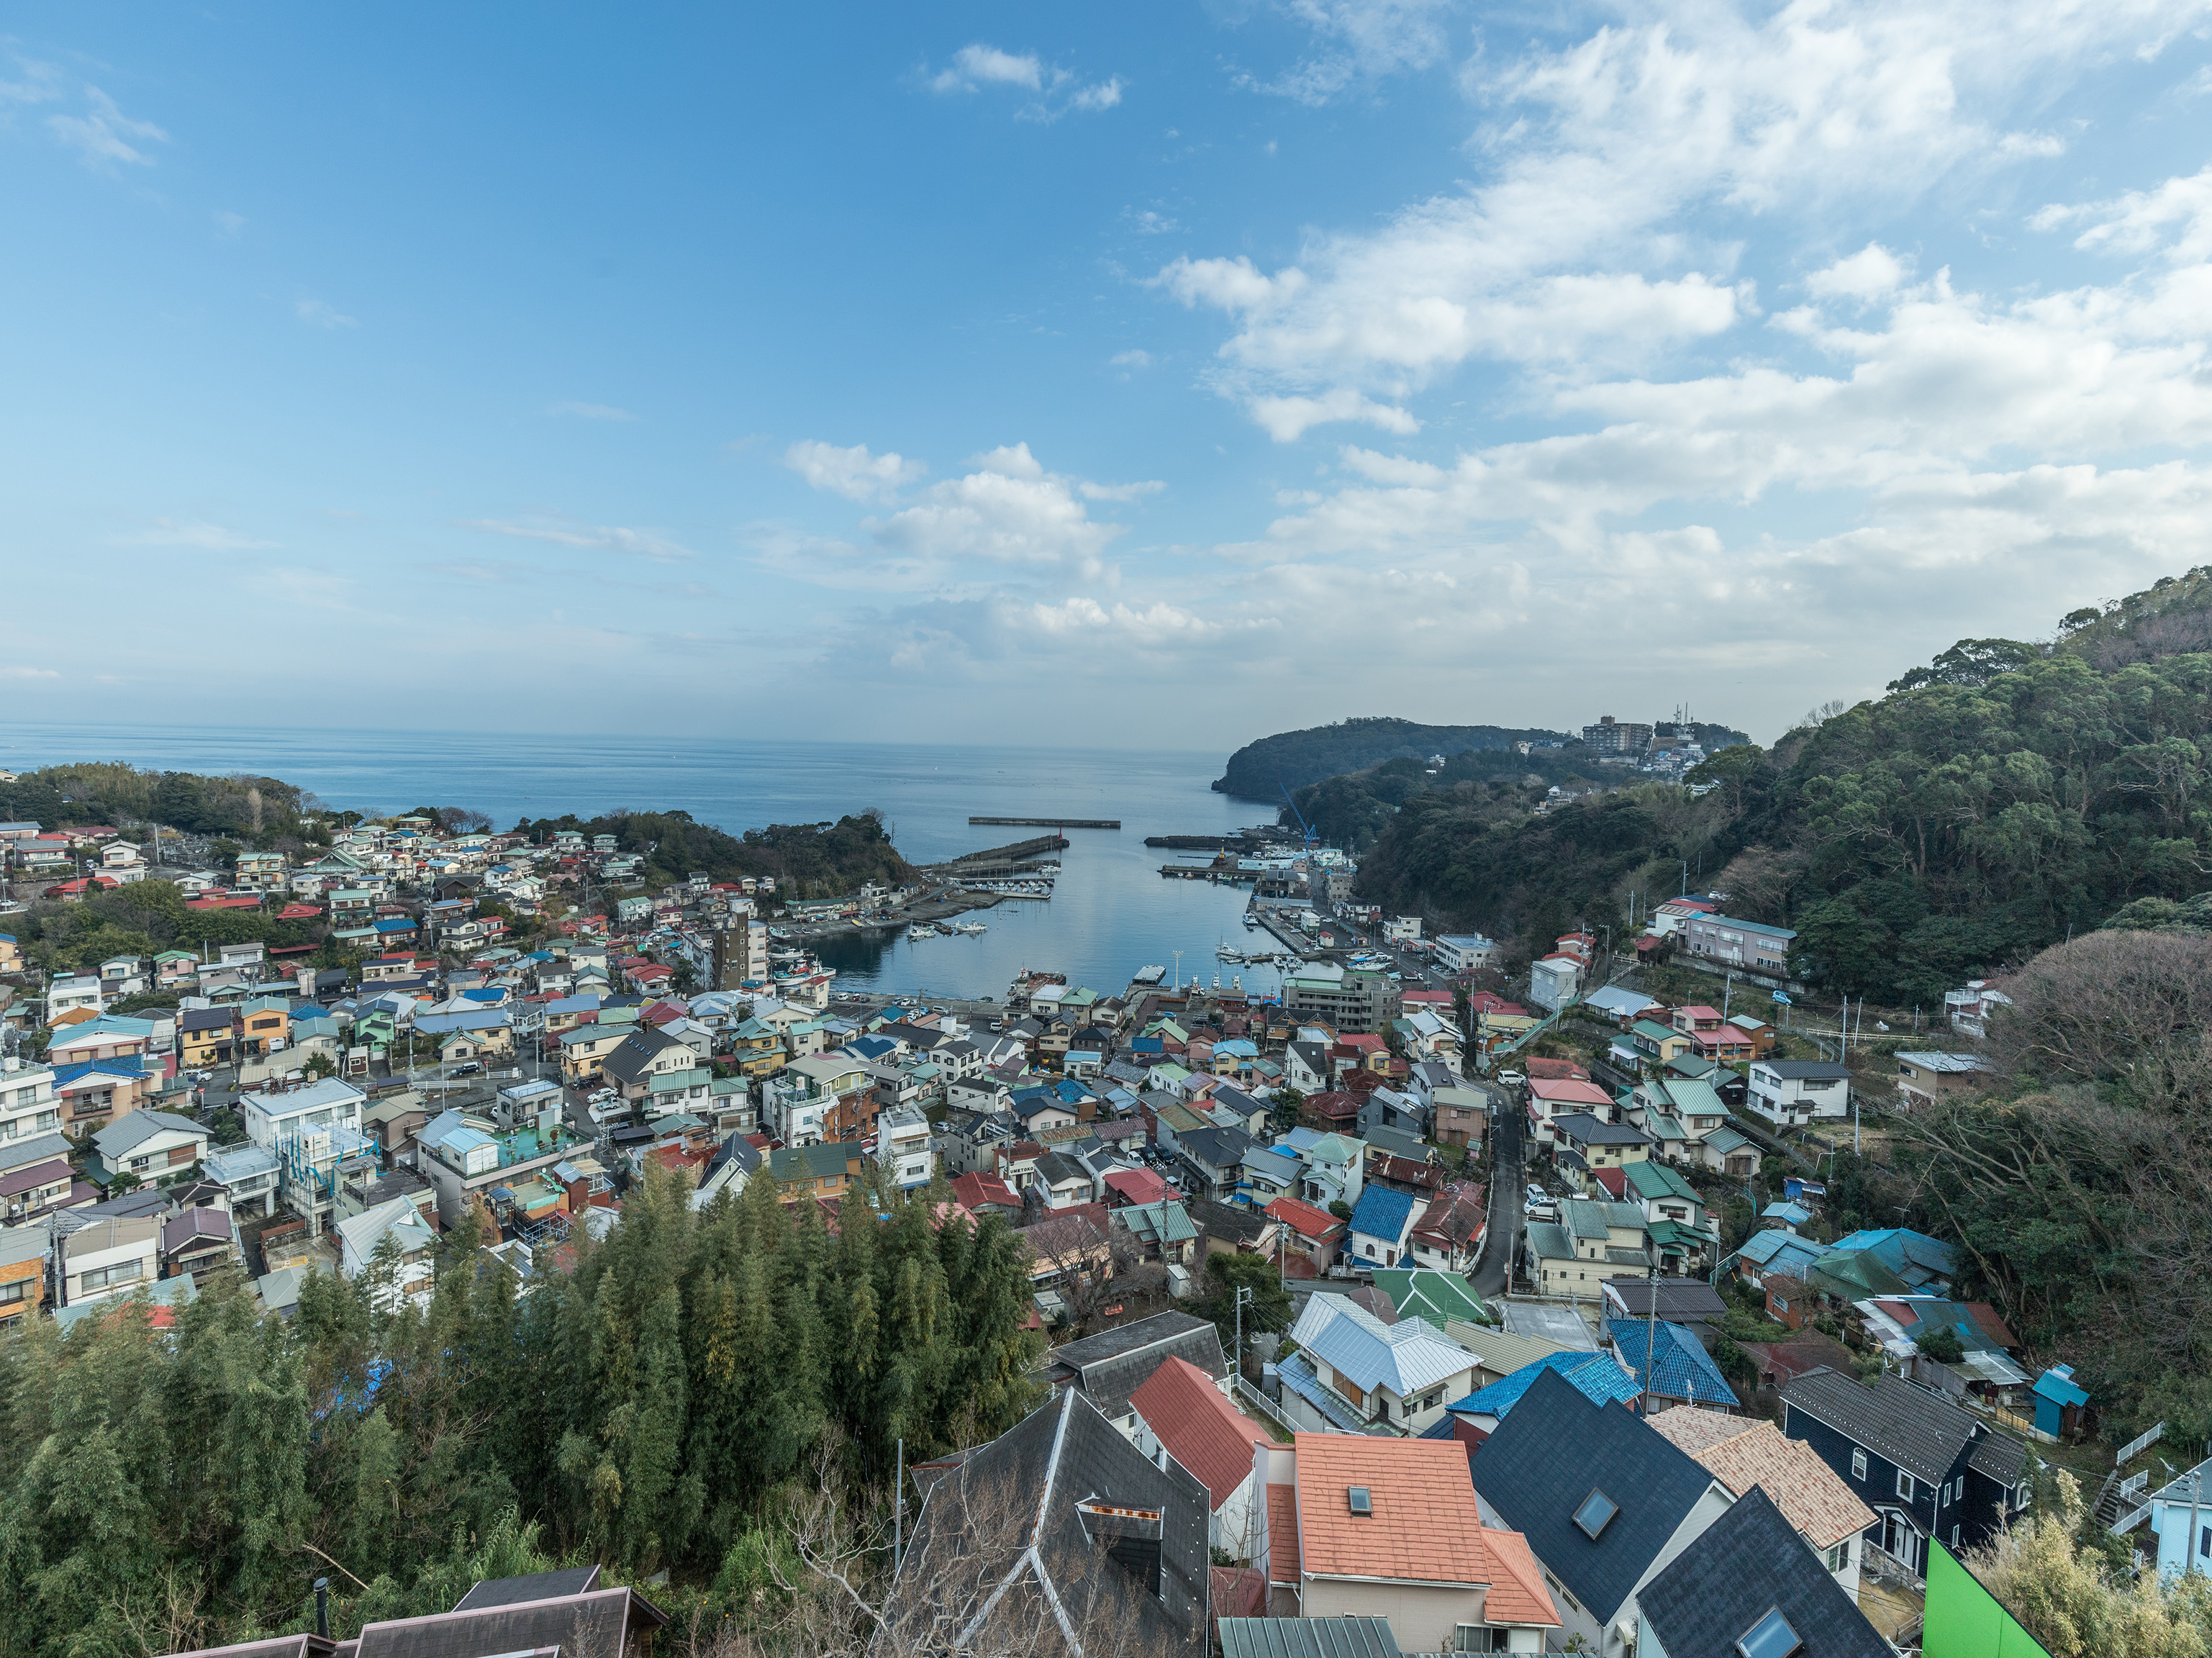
[1607,1318,1734,1406]
[1447,1350,1641,1419]
[1348,1184,1415,1244]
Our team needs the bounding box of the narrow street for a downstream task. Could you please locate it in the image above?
[1471,1084,1523,1302]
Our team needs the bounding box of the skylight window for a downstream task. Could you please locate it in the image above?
[1736,1608,1803,1658]
[1572,1489,1618,1539]
[1347,1487,1372,1516]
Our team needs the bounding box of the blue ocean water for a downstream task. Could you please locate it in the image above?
[0,723,1287,1001]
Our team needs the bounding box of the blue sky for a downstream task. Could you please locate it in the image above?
[6,1,2212,747]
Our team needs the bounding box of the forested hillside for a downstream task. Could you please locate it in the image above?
[513,809,916,900]
[1351,566,2212,1001]
[0,761,327,847]
[0,1166,1041,1658]
[1211,716,1569,798]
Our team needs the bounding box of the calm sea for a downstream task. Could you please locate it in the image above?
[0,723,1287,1001]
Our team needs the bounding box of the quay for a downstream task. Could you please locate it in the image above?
[968,816,1120,828]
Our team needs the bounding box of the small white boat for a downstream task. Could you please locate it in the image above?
[908,924,938,939]
[953,921,987,935]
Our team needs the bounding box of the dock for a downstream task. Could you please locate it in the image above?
[969,816,1120,828]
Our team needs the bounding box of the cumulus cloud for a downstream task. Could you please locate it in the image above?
[1156,0,2201,439]
[783,440,928,503]
[463,516,694,561]
[926,42,1122,121]
[1805,243,1912,301]
[2036,163,2212,263]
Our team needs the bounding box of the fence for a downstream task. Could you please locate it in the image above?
[2118,1421,2166,1464]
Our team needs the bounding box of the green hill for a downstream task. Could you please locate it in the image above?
[1348,564,2212,1001]
[1212,716,1572,799]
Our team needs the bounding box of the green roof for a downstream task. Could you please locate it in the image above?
[1371,1267,1489,1330]
[1120,1199,1197,1245]
[1631,1019,1682,1043]
[1623,1159,1701,1205]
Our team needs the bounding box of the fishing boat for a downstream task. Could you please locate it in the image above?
[952,920,987,935]
[908,924,938,939]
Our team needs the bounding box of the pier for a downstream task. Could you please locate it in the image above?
[968,816,1120,828]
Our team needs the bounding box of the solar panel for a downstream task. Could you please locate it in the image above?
[1572,1487,1618,1539]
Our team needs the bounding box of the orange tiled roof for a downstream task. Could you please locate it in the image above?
[1475,1523,1562,1627]
[1291,1433,1490,1585]
[1265,1483,1299,1585]
[1129,1355,1277,1511]
[1650,1414,1876,1549]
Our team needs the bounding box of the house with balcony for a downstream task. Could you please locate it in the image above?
[1748,1061,1851,1127]
[91,1110,207,1188]
[414,1106,583,1228]
[56,1215,160,1308]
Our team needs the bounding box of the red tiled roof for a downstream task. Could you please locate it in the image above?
[1128,1355,1275,1511]
[1592,1167,1628,1198]
[1523,1056,1590,1081]
[1526,1078,1613,1107]
[949,1171,1020,1211]
[1266,1196,1343,1241]
[1102,1167,1169,1206]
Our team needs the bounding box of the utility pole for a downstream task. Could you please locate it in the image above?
[1234,1284,1254,1387]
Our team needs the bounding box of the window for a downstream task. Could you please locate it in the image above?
[0,1280,27,1305]
[81,1259,145,1291]
[1573,1489,1619,1540]
[1851,1449,1868,1481]
[1951,1525,1960,1546]
[1822,1540,1848,1573]
[1897,1472,1916,1503]
[1454,1627,1501,1653]
[1735,1608,1803,1658]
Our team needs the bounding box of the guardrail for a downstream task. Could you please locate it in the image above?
[2118,1421,2165,1464]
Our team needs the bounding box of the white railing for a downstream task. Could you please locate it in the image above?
[2118,1421,2165,1464]
[2118,1470,2150,1502]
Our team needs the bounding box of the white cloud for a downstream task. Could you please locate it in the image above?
[463,516,694,561]
[1125,209,1179,235]
[549,401,638,421]
[2036,164,2212,263]
[295,299,358,330]
[1243,0,1459,106]
[931,44,1044,93]
[925,42,1122,121]
[871,448,1125,576]
[1160,0,2206,438]
[112,518,276,551]
[0,665,61,680]
[1248,389,1420,443]
[784,440,928,502]
[46,86,166,169]
[1110,348,1155,368]
[1805,243,1911,301]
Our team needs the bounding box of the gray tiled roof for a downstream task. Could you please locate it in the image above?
[1220,1617,1403,1658]
[1637,1486,1891,1658]
[1043,1310,1227,1421]
[1783,1366,2028,1489]
[1470,1366,1721,1626]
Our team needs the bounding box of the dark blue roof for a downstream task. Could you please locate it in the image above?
[1607,1318,1736,1407]
[1469,1367,1718,1626]
[1448,1351,1643,1419]
[1348,1184,1415,1242]
[1637,1486,1891,1657]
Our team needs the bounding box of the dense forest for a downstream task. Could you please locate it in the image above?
[1211,716,1570,798]
[1349,566,2212,1002]
[0,1164,1041,1658]
[1882,921,2212,1442]
[1289,749,1607,854]
[6,879,331,979]
[0,762,327,848]
[512,810,917,901]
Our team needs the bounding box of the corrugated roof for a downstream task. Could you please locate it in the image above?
[1447,1350,1641,1419]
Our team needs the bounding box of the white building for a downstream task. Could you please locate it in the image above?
[1384,916,1423,946]
[57,1215,159,1307]
[240,1076,368,1148]
[1746,1060,1851,1126]
[1435,933,1497,973]
[0,1061,61,1145]
[335,1195,438,1309]
[876,1105,934,1190]
[46,976,104,1020]
[1528,953,1582,1013]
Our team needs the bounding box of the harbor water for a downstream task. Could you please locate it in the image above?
[0,723,1292,1001]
